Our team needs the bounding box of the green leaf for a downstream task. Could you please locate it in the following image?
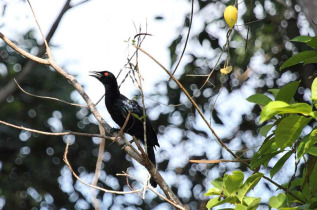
[234,204,247,210]
[211,177,223,190]
[310,161,317,194]
[303,56,317,65]
[269,193,287,208]
[269,89,280,98]
[246,94,272,106]
[237,173,263,202]
[291,36,312,43]
[273,103,312,116]
[298,130,317,158]
[310,111,317,120]
[275,81,300,103]
[206,197,235,209]
[251,151,281,169]
[260,101,289,123]
[280,51,317,70]
[275,115,312,149]
[270,151,293,178]
[250,136,276,169]
[204,188,222,196]
[307,147,317,156]
[307,36,317,49]
[312,77,317,105]
[297,204,313,210]
[223,171,244,196]
[131,113,147,120]
[286,190,306,203]
[259,124,274,137]
[243,197,261,210]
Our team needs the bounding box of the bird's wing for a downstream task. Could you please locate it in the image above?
[119,95,145,119]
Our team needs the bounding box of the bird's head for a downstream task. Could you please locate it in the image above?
[90,71,117,86]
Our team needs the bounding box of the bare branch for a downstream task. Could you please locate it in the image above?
[71,0,90,8]
[27,0,50,54]
[0,33,49,64]
[117,172,185,210]
[14,78,87,108]
[94,94,105,106]
[190,159,251,163]
[91,124,106,210]
[169,0,194,80]
[0,0,73,104]
[0,119,113,140]
[63,142,143,195]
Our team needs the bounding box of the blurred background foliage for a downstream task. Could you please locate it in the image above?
[0,0,316,209]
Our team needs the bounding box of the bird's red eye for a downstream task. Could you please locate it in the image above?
[104,72,108,76]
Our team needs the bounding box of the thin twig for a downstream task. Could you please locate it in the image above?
[117,172,185,210]
[14,78,87,108]
[63,141,143,195]
[0,0,74,104]
[71,0,90,8]
[169,0,194,80]
[94,94,105,106]
[0,33,49,65]
[245,0,252,52]
[112,111,143,163]
[27,0,49,50]
[189,159,251,163]
[91,124,106,210]
[131,55,148,155]
[132,27,148,155]
[134,33,152,40]
[0,119,114,140]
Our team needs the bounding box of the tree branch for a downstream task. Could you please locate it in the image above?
[63,141,143,195]
[14,78,87,108]
[0,0,74,104]
[91,124,106,210]
[0,119,113,140]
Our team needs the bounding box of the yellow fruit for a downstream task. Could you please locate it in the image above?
[220,66,233,75]
[224,5,238,29]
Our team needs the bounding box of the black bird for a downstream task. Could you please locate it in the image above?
[90,70,159,187]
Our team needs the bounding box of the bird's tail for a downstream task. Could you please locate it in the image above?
[147,146,157,187]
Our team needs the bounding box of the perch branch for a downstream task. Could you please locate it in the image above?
[14,79,87,108]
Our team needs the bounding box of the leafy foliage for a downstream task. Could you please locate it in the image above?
[280,36,317,70]
[247,76,317,208]
[204,171,263,210]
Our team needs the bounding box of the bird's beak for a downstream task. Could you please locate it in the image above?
[89,71,102,79]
